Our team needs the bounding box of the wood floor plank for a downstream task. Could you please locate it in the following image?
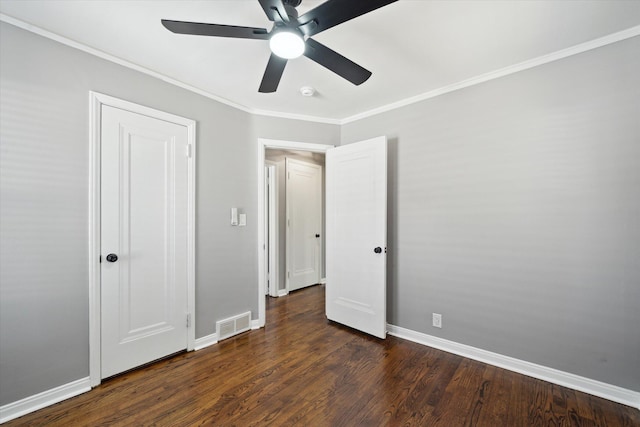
[5,284,639,426]
[474,365,512,427]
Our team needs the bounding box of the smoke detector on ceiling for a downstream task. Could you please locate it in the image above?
[300,86,316,97]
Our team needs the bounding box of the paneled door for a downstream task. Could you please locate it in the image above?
[286,158,322,291]
[100,105,189,378]
[326,136,387,339]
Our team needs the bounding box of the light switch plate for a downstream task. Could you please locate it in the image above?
[230,208,238,226]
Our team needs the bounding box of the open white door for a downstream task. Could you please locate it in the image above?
[326,136,387,339]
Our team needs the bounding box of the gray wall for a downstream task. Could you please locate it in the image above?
[0,21,338,406]
[341,36,640,392]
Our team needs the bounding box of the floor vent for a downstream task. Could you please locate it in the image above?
[216,311,252,341]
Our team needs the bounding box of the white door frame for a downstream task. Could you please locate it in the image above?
[265,163,278,297]
[257,139,333,327]
[89,91,196,387]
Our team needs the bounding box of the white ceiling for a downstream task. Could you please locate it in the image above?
[1,0,639,122]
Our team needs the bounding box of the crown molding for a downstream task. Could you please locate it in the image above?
[0,14,255,113]
[340,25,640,124]
[251,107,341,125]
[2,14,639,126]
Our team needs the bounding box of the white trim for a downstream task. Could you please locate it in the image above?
[258,139,334,328]
[251,319,261,330]
[265,162,279,298]
[277,289,289,297]
[319,277,327,285]
[88,91,102,387]
[342,25,640,124]
[0,377,91,424]
[2,14,637,126]
[251,107,340,125]
[387,324,640,410]
[89,91,196,387]
[194,333,218,351]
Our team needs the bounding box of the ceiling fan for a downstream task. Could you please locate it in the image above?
[161,0,398,93]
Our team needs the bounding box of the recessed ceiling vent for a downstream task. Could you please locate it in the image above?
[216,311,252,341]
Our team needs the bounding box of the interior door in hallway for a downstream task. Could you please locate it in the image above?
[100,105,189,378]
[286,158,322,292]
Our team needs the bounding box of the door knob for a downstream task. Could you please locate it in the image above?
[374,247,382,254]
[106,253,118,262]
[315,234,320,238]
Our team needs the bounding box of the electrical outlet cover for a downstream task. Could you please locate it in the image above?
[432,313,442,328]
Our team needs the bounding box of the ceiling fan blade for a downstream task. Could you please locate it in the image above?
[303,38,371,86]
[259,54,288,93]
[258,0,290,23]
[161,19,269,39]
[296,0,398,37]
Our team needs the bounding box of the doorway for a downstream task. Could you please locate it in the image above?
[265,150,325,296]
[257,139,333,327]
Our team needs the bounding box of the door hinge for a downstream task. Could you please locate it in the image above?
[186,144,192,158]
[99,255,102,263]
[186,313,191,328]
[287,271,290,278]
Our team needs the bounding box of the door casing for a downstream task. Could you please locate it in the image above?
[265,163,278,297]
[89,92,196,387]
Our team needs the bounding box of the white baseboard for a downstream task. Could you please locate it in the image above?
[251,319,262,330]
[194,333,218,351]
[277,289,289,297]
[387,324,640,410]
[319,277,327,284]
[0,377,91,424]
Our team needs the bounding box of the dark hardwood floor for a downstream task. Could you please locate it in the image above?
[6,284,638,426]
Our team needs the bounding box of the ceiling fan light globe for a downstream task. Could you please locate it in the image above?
[270,31,305,59]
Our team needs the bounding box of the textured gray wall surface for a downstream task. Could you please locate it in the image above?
[341,37,640,392]
[0,22,337,405]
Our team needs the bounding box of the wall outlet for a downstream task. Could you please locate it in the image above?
[432,313,442,328]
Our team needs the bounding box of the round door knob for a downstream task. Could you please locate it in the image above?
[315,234,320,238]
[106,253,118,262]
[374,247,382,254]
